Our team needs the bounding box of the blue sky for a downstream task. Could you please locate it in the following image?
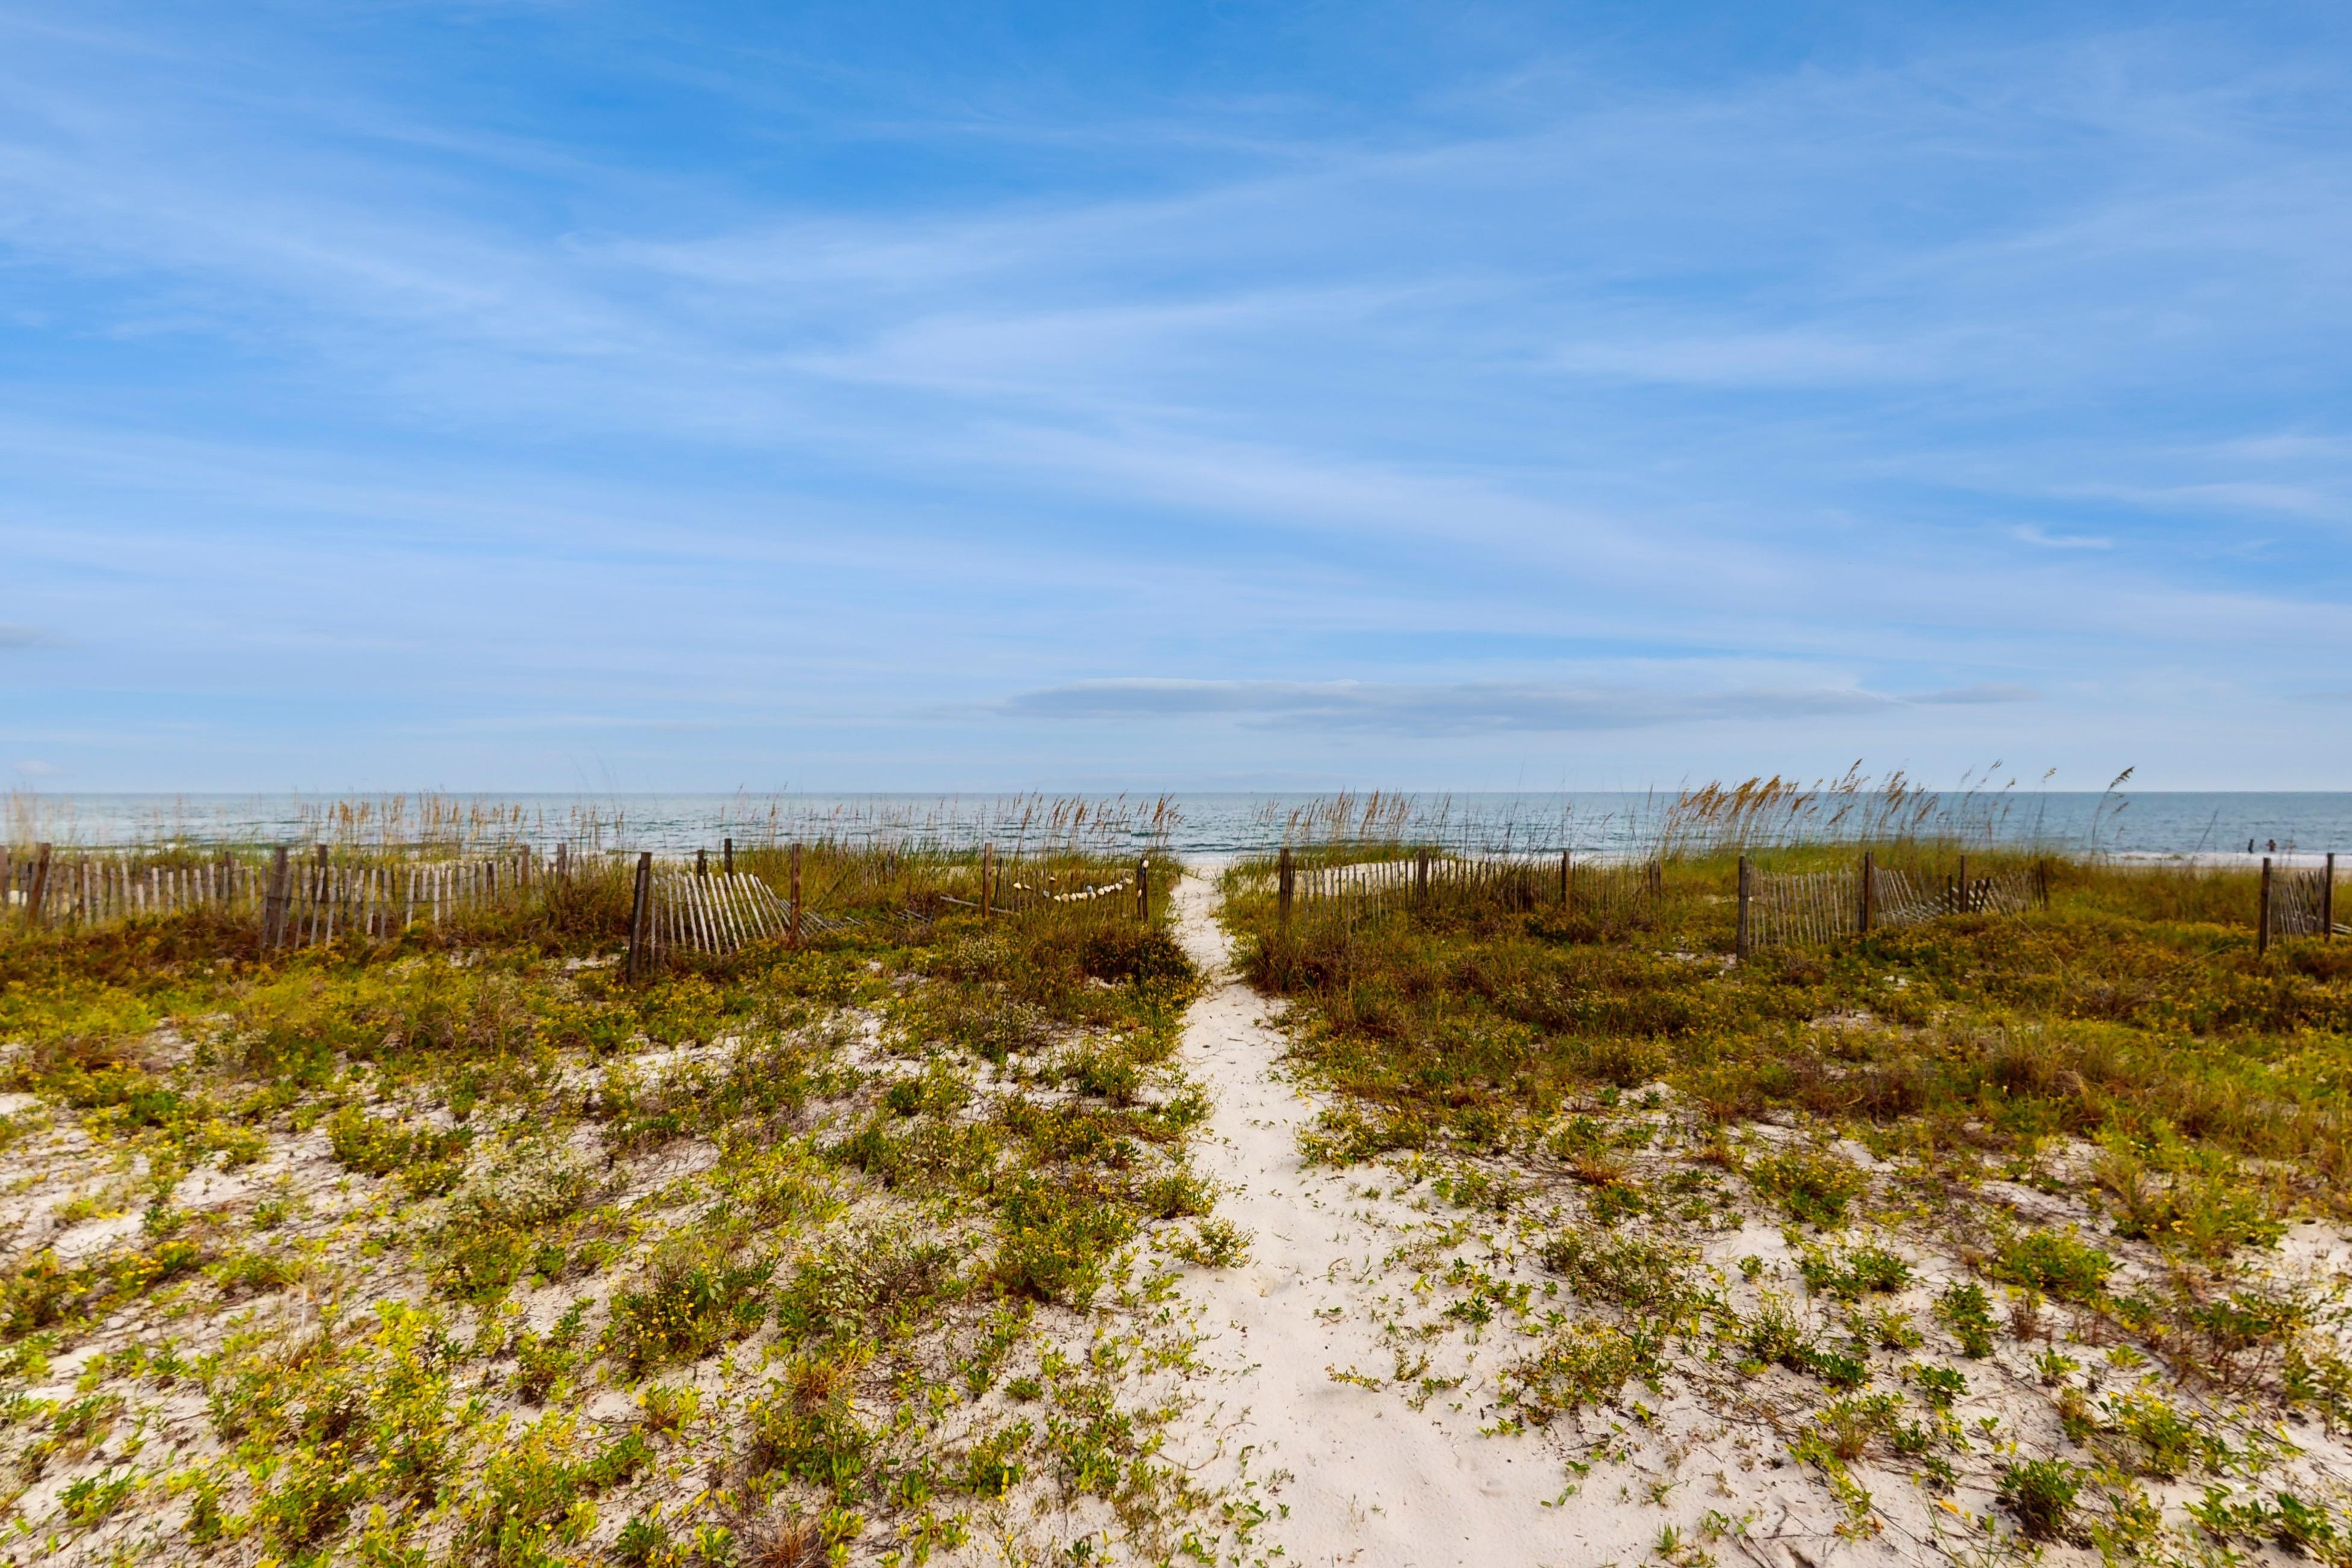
[4,1,2350,792]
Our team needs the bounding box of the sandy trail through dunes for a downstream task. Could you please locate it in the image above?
[1165,870,1620,1568]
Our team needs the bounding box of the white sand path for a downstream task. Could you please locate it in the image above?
[1165,870,1649,1568]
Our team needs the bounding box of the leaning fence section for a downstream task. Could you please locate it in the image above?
[1747,864,1860,952]
[2260,854,2341,953]
[1740,852,2050,958]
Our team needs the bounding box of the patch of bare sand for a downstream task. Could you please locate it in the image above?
[1162,872,1652,1568]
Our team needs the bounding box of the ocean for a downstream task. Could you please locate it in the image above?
[11,791,2352,859]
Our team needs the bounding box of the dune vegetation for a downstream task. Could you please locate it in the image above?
[1222,823,2352,1563]
[7,780,2352,1566]
[0,820,1248,1567]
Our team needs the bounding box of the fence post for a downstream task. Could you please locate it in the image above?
[322,845,341,945]
[626,851,653,982]
[2259,856,2273,956]
[723,838,734,877]
[1417,847,1432,902]
[2326,853,2337,941]
[980,842,994,919]
[789,842,803,950]
[697,847,708,878]
[26,844,52,930]
[1557,849,1568,907]
[1956,853,1969,915]
[1136,857,1150,924]
[1859,850,1874,935]
[1735,854,1752,963]
[262,845,291,948]
[1277,847,1294,929]
[556,841,569,880]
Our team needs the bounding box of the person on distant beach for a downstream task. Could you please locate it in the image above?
[2269,839,2278,853]
[2250,839,2257,853]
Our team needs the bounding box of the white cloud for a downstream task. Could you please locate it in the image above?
[1002,678,2038,735]
[2010,524,2112,550]
[1551,331,1921,388]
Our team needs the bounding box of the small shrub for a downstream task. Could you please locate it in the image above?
[2097,1143,2285,1258]
[2109,1390,2205,1479]
[747,1354,873,1502]
[605,1234,772,1375]
[1807,1346,1870,1389]
[430,1144,600,1300]
[1799,1245,1911,1301]
[1137,1169,1215,1219]
[1500,1322,1661,1422]
[1998,1457,2083,1540]
[1743,1298,1815,1373]
[1991,1230,2113,1304]
[882,1059,971,1119]
[326,1105,472,1195]
[956,1420,1033,1497]
[639,1382,701,1438]
[991,1177,1137,1305]
[209,1249,299,1300]
[1909,1363,1968,1409]
[615,1510,680,1568]
[1750,1146,1867,1228]
[774,1225,959,1345]
[1540,1227,1697,1316]
[1165,1217,1251,1268]
[2274,1492,2341,1558]
[60,1469,134,1526]
[1814,1393,1900,1461]
[1852,1302,1923,1350]
[456,1410,629,1565]
[1935,1281,1997,1357]
[510,1303,590,1403]
[1077,926,1192,988]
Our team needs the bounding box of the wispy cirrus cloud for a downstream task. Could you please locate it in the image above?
[1001,678,2038,735]
[0,6,2346,788]
[1549,331,1925,388]
[2011,524,2112,550]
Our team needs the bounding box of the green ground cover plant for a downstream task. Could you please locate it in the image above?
[0,821,1251,1566]
[1222,807,2352,1560]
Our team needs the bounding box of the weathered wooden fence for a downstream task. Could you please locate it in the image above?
[1265,848,1662,929]
[8,835,1163,977]
[2260,854,2340,953]
[1739,851,2114,958]
[629,846,1156,968]
[5,841,571,948]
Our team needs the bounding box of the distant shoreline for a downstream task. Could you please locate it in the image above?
[11,789,2352,858]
